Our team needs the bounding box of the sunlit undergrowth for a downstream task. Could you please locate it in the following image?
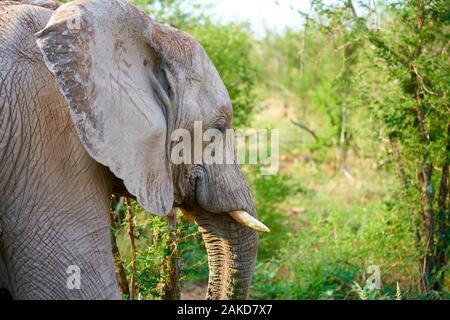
[251,181,421,299]
[245,117,422,299]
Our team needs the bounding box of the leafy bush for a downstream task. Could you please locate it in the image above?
[252,199,420,299]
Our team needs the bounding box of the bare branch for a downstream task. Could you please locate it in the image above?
[125,197,137,300]
[291,118,319,141]
[346,0,358,19]
[109,199,130,299]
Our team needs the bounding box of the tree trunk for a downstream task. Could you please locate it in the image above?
[388,133,409,189]
[125,197,137,300]
[387,133,424,293]
[109,197,130,299]
[164,208,181,300]
[336,31,357,179]
[433,123,449,290]
[411,68,435,291]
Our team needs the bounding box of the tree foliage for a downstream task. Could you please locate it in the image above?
[291,0,449,293]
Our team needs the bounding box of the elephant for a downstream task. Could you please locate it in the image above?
[0,0,268,299]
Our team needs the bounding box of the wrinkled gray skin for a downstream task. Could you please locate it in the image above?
[0,0,258,299]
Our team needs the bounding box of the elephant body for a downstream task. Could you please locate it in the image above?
[0,0,262,300]
[0,3,119,299]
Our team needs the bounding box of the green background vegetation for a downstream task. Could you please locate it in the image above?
[61,0,449,299]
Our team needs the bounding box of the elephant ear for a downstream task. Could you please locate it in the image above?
[35,0,198,215]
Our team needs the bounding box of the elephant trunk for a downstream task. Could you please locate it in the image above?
[194,211,259,299]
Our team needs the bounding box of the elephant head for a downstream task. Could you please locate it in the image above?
[35,0,268,299]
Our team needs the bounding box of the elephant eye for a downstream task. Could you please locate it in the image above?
[216,125,226,134]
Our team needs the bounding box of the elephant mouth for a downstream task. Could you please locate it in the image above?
[179,165,268,299]
[187,165,269,232]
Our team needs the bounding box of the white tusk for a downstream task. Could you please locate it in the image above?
[229,211,270,233]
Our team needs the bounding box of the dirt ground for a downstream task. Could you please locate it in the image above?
[180,282,208,300]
